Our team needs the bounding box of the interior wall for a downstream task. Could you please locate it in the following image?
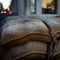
[18,0,25,17]
[10,0,18,14]
[57,0,60,16]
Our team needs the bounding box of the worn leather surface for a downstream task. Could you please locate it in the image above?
[41,17,60,40]
[0,16,50,46]
[2,41,47,60]
[40,16,60,60]
[54,40,60,55]
[1,16,60,60]
[53,40,60,59]
[28,16,60,59]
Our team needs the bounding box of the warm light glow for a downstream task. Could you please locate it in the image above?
[42,0,53,8]
[0,0,11,9]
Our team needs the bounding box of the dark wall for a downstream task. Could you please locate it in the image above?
[10,0,18,15]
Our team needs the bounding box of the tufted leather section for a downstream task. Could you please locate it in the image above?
[0,16,51,46]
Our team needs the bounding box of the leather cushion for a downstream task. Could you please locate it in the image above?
[0,16,50,46]
[54,40,60,56]
[2,41,47,60]
[41,17,60,40]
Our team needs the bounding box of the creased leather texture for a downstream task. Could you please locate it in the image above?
[41,17,60,40]
[28,16,60,60]
[40,16,60,60]
[2,41,47,60]
[53,40,60,59]
[0,16,51,46]
[0,16,51,60]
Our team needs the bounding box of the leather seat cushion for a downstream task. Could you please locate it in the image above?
[0,17,50,45]
[2,41,47,60]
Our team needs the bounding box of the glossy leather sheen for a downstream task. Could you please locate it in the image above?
[0,16,50,46]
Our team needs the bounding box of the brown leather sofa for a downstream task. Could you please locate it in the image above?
[41,17,60,60]
[0,16,60,60]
